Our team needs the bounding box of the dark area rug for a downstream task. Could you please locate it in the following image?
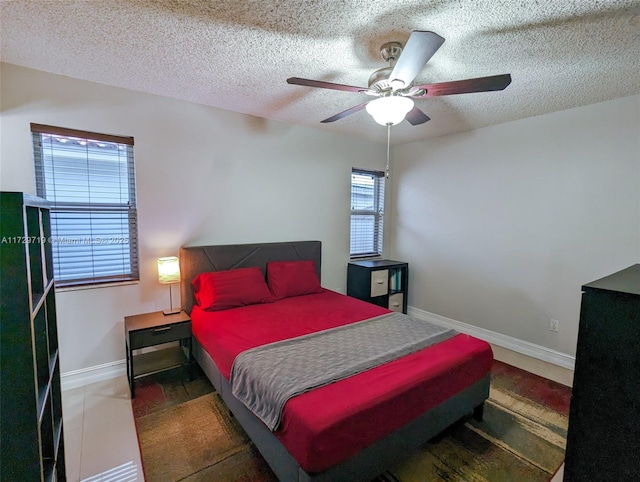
[375,361,570,482]
[132,367,276,482]
[132,361,571,482]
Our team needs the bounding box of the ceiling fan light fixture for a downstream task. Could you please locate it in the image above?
[366,96,414,126]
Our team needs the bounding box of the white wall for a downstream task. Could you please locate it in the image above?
[3,61,638,375]
[390,95,640,357]
[0,63,386,374]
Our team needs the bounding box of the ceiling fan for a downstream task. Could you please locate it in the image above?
[287,31,512,126]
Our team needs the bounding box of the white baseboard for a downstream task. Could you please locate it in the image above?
[61,309,575,390]
[408,306,576,371]
[61,359,126,391]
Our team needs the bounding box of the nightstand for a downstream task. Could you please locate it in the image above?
[125,310,192,398]
[347,259,409,313]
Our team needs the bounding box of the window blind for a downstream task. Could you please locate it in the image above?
[350,168,385,257]
[31,124,139,287]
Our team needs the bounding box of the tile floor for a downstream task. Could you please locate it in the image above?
[62,376,144,481]
[63,354,568,481]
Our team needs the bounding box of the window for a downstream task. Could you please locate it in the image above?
[31,123,139,287]
[350,168,385,258]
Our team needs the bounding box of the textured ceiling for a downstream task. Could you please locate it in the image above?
[1,0,639,145]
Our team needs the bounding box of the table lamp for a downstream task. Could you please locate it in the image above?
[157,256,181,315]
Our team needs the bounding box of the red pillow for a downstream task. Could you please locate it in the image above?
[191,267,274,311]
[267,260,323,299]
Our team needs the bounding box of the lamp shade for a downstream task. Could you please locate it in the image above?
[157,257,181,284]
[366,96,415,126]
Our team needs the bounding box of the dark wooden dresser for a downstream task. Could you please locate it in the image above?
[564,264,640,481]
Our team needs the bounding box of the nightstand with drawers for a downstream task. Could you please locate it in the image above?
[347,259,408,314]
[125,310,192,398]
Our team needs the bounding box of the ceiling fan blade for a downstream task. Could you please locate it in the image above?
[405,106,431,126]
[414,74,512,97]
[287,77,368,93]
[389,31,445,89]
[320,101,369,123]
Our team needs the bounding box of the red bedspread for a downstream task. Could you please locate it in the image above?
[191,290,493,473]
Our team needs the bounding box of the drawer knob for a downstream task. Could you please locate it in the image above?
[391,302,400,307]
[376,279,384,284]
[153,326,172,333]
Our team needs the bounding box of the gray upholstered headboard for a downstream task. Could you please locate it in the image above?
[179,240,322,314]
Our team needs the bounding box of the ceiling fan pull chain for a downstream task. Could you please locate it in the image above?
[386,123,391,179]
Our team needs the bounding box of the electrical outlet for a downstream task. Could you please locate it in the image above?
[550,319,559,332]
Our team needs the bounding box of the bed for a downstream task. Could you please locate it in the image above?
[180,241,493,482]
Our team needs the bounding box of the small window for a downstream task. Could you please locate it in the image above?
[350,168,385,258]
[31,123,139,287]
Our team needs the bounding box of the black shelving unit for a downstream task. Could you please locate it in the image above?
[1,192,66,481]
[347,259,408,314]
